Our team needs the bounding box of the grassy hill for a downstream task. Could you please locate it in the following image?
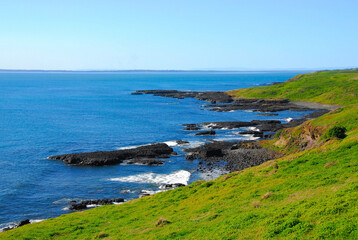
[228,70,358,106]
[1,70,357,240]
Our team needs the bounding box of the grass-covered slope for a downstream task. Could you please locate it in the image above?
[228,70,358,106]
[1,70,357,240]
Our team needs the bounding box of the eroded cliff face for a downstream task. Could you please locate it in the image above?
[272,121,325,152]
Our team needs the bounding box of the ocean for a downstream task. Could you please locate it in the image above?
[0,71,308,227]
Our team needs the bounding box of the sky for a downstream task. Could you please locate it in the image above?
[0,0,357,70]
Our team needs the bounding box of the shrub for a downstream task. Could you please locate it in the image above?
[325,126,347,139]
[155,218,171,227]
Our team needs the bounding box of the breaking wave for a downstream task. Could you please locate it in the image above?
[109,170,191,185]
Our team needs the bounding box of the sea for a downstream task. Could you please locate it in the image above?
[0,71,309,227]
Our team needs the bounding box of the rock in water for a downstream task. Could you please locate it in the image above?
[69,198,125,210]
[18,219,30,227]
[49,143,174,166]
[195,130,216,136]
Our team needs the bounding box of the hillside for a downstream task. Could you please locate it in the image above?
[1,70,357,240]
[228,70,358,106]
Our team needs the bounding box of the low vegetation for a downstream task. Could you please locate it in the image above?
[1,70,357,239]
[228,70,358,106]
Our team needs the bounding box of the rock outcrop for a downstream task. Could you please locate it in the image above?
[185,141,280,172]
[132,90,233,103]
[49,143,174,166]
[69,198,125,210]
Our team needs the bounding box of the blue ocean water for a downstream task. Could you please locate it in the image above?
[0,71,308,226]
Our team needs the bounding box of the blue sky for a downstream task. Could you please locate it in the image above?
[0,0,357,70]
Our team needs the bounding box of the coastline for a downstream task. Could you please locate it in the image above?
[2,88,335,232]
[1,70,357,239]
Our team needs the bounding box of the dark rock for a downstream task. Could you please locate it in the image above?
[1,219,31,232]
[201,121,256,129]
[238,130,263,138]
[195,130,216,136]
[204,98,311,112]
[125,159,165,165]
[69,198,124,210]
[132,90,233,103]
[257,113,279,116]
[2,225,16,231]
[159,183,186,189]
[18,219,30,227]
[184,140,279,172]
[49,143,174,166]
[184,126,201,131]
[176,140,189,145]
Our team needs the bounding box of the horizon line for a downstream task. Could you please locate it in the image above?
[0,67,356,73]
[0,68,330,73]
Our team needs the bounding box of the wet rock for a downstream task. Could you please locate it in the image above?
[176,140,189,145]
[132,90,233,103]
[184,140,279,172]
[69,198,124,210]
[2,225,16,232]
[18,219,30,227]
[184,126,201,131]
[201,121,256,129]
[124,159,165,165]
[49,143,174,166]
[238,130,263,138]
[195,130,216,136]
[159,183,186,190]
[2,219,31,232]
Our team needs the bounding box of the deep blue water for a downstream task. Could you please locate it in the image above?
[0,71,309,226]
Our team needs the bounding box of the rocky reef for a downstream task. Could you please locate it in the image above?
[185,140,280,172]
[48,143,174,166]
[69,198,125,210]
[131,90,317,112]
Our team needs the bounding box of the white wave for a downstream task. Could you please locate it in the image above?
[0,219,47,232]
[119,189,132,194]
[163,141,178,147]
[202,123,217,129]
[30,219,45,224]
[109,170,191,185]
[117,141,175,150]
[0,222,17,232]
[245,135,261,140]
[247,126,260,131]
[229,110,235,112]
[284,117,293,122]
[116,145,142,150]
[244,110,254,112]
[139,189,164,197]
[186,141,206,148]
[86,204,101,208]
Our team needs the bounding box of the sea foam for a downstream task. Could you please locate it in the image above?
[109,170,191,185]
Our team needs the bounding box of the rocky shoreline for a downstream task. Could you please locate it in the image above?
[2,88,334,233]
[49,89,332,189]
[131,90,331,113]
[48,143,175,166]
[129,90,333,174]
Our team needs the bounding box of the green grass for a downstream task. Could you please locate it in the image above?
[228,70,358,106]
[1,70,357,239]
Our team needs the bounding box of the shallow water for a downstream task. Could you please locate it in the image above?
[0,71,308,225]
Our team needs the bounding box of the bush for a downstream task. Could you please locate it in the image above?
[325,126,347,139]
